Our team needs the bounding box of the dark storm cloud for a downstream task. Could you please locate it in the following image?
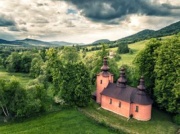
[8,26,19,31]
[8,26,28,32]
[67,0,180,23]
[161,3,180,9]
[0,14,16,27]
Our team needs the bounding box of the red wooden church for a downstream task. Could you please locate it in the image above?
[96,57,153,121]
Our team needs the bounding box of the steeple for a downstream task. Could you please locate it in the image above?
[101,57,109,72]
[117,67,127,88]
[137,76,146,91]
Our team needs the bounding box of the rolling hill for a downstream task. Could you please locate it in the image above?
[117,21,180,43]
[92,39,110,45]
[0,38,84,47]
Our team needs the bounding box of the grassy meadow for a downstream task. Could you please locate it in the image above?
[86,39,148,66]
[81,101,179,134]
[0,66,33,87]
[0,101,179,134]
[0,108,119,134]
[116,40,148,66]
[86,35,173,66]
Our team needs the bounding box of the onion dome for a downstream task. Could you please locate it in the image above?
[117,67,127,88]
[101,57,109,72]
[132,76,153,105]
[137,76,146,91]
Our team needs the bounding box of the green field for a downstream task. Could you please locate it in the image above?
[0,101,179,134]
[86,36,174,67]
[0,66,33,87]
[81,102,179,134]
[86,39,148,66]
[0,109,118,134]
[116,40,148,66]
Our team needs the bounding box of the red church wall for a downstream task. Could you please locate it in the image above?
[101,95,131,118]
[101,95,152,121]
[131,104,152,121]
[96,74,113,104]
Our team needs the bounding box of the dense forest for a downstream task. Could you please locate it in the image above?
[0,34,179,126]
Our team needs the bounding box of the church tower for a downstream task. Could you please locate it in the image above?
[96,57,113,104]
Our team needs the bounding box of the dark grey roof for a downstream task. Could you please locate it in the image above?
[132,90,153,105]
[101,83,153,105]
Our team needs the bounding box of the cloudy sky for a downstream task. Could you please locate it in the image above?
[0,0,180,43]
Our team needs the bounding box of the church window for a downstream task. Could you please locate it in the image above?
[110,99,112,104]
[135,106,139,112]
[119,102,121,107]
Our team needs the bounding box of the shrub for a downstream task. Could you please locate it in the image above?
[173,114,180,125]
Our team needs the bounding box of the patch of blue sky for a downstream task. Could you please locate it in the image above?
[67,9,77,14]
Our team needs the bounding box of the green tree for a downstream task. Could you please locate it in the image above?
[117,43,129,54]
[0,57,2,65]
[134,35,180,114]
[85,44,119,84]
[0,78,27,118]
[97,44,109,61]
[60,62,91,107]
[30,56,44,78]
[45,48,63,94]
[26,83,51,114]
[0,79,9,118]
[5,52,21,72]
[134,39,162,95]
[20,51,33,73]
[60,47,80,63]
[154,36,180,113]
[121,65,140,87]
[5,51,35,73]
[0,77,51,119]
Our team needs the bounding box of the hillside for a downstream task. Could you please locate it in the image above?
[117,21,180,44]
[0,38,83,47]
[92,39,110,45]
[16,38,52,46]
[118,29,155,43]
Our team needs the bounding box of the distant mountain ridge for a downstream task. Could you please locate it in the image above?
[0,38,84,47]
